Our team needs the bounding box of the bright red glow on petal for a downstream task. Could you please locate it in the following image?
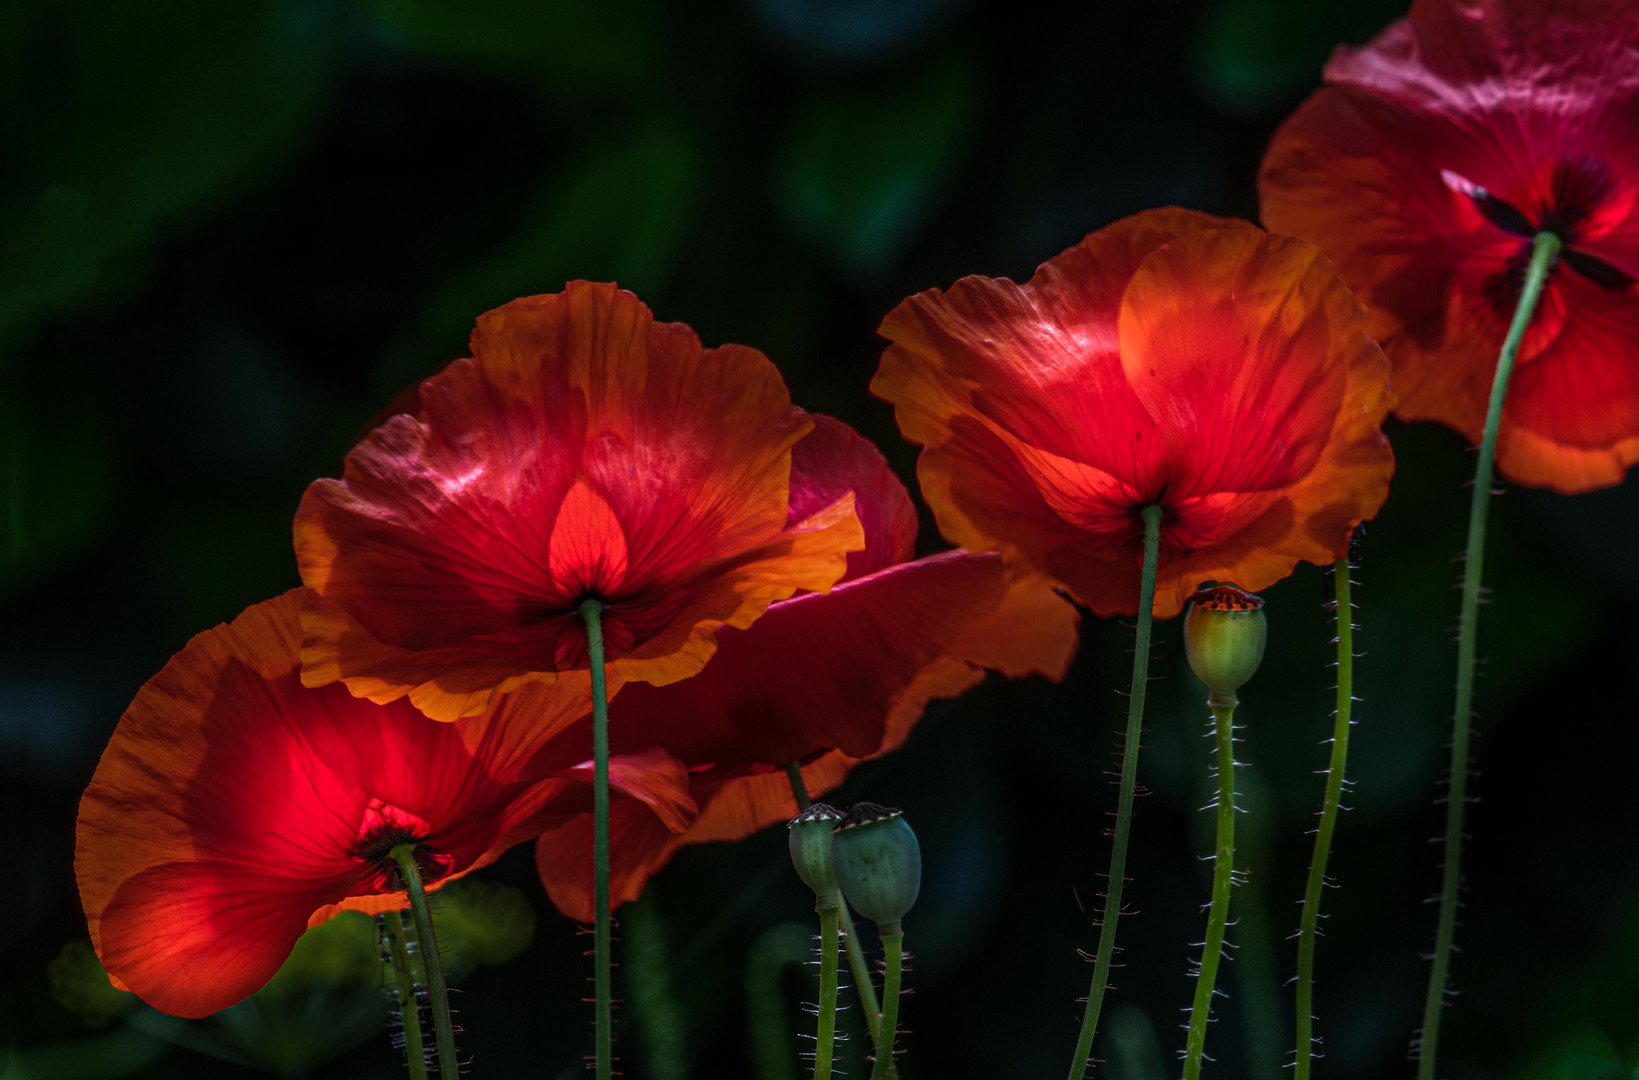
[529,417,1080,920]
[873,208,1395,618]
[75,590,691,1018]
[1260,0,1639,491]
[548,481,631,599]
[296,282,864,719]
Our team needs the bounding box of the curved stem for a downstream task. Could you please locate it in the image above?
[389,845,457,1076]
[581,598,614,1080]
[383,911,429,1080]
[1183,693,1239,1080]
[785,762,888,1057]
[814,902,840,1080]
[1066,503,1164,1080]
[871,923,905,1080]
[1419,230,1560,1079]
[1296,558,1355,1079]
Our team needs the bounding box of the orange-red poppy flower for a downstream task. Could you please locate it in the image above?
[295,281,865,720]
[870,208,1396,619]
[526,416,1081,920]
[1259,0,1639,493]
[75,591,694,1018]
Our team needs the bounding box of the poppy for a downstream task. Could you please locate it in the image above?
[870,207,1395,619]
[528,416,1081,920]
[296,281,865,721]
[75,591,696,1018]
[1259,0,1639,493]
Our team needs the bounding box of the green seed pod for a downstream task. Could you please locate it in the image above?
[1184,585,1268,695]
[788,802,845,898]
[830,803,921,927]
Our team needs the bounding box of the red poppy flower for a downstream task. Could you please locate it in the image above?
[295,281,865,720]
[75,591,695,1018]
[870,208,1395,619]
[1259,0,1639,492]
[527,416,1081,920]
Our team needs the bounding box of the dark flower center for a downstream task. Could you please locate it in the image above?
[1450,159,1636,309]
[351,799,453,890]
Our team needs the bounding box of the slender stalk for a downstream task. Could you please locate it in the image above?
[1418,230,1560,1079]
[785,761,812,807]
[785,762,888,1054]
[1183,692,1239,1080]
[383,911,429,1080]
[872,923,905,1080]
[1295,557,1356,1077]
[581,598,614,1080]
[1066,503,1164,1080]
[814,903,841,1080]
[389,845,457,1076]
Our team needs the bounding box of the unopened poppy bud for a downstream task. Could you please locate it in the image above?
[788,802,845,899]
[1184,585,1267,695]
[830,802,921,928]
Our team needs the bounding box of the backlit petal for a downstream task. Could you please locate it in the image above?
[297,282,863,718]
[1260,0,1639,492]
[77,591,596,1016]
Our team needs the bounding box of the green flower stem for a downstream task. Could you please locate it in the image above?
[785,762,889,1057]
[383,911,429,1080]
[1419,230,1561,1080]
[581,598,614,1080]
[872,922,905,1080]
[1066,503,1164,1080]
[389,845,457,1076]
[1182,691,1240,1080]
[815,901,841,1080]
[1295,558,1356,1078]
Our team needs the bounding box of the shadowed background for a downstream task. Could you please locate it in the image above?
[3,0,1637,1077]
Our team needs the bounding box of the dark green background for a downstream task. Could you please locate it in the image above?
[4,0,1636,1077]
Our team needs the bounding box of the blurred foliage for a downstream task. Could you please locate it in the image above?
[0,0,333,355]
[777,47,978,281]
[431,876,537,974]
[3,0,1637,1077]
[47,941,131,1029]
[363,0,657,95]
[32,883,536,1076]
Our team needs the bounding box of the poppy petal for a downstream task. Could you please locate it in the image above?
[1117,228,1395,615]
[531,577,1078,919]
[788,414,918,579]
[528,749,699,923]
[872,214,1253,589]
[1259,0,1639,491]
[77,591,597,1016]
[603,551,1077,765]
[875,209,1391,615]
[297,282,863,718]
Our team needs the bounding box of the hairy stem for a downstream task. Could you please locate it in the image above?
[814,902,840,1080]
[1067,503,1164,1079]
[1296,557,1356,1078]
[1183,693,1239,1080]
[581,598,614,1080]
[383,911,429,1080]
[785,762,888,1058]
[389,846,457,1076]
[872,923,905,1080]
[1419,230,1560,1079]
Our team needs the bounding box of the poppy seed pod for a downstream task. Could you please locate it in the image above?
[830,803,921,927]
[1184,585,1267,695]
[788,802,846,899]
